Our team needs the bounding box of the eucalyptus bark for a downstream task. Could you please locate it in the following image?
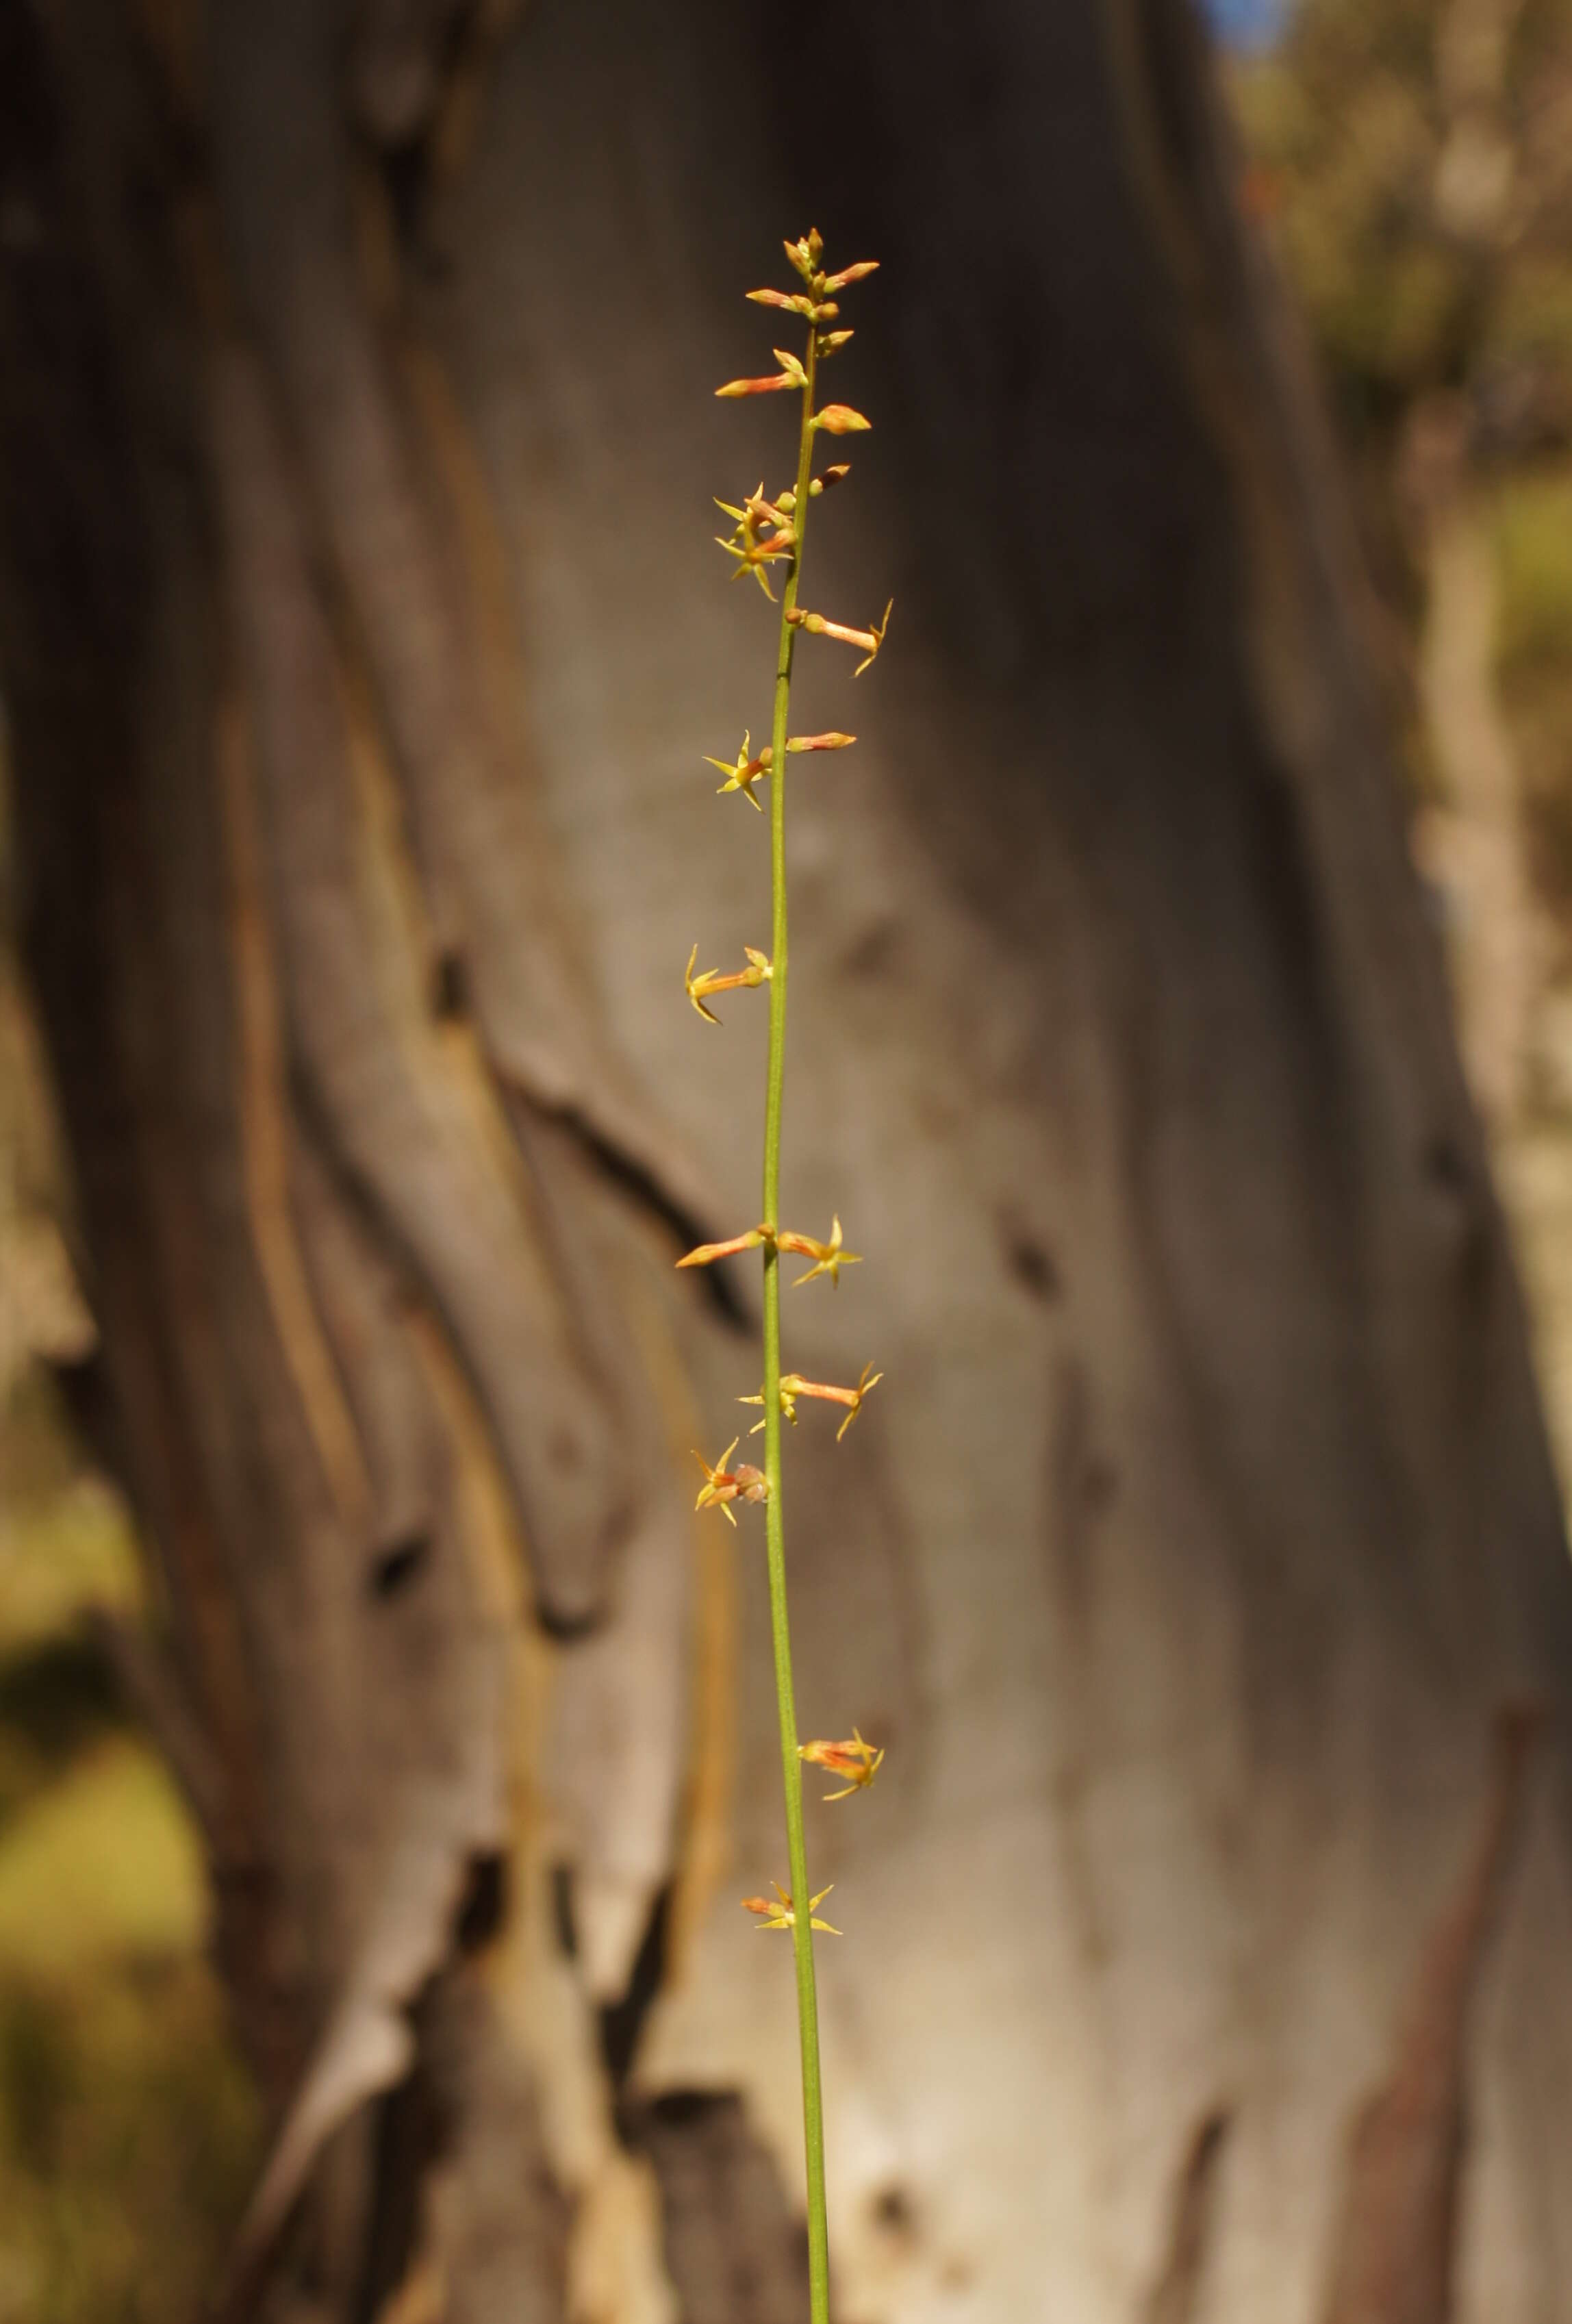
[2,3,1571,2323]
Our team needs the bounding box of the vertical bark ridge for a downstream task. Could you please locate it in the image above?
[1319,1706,1539,2324]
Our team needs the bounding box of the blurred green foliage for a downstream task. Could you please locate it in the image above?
[1233,0,1572,929]
[0,1380,259,2323]
[0,744,259,2320]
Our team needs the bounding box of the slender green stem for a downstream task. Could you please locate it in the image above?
[761,327,829,2324]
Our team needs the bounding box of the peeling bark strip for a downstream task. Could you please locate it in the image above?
[1319,1705,1540,2324]
[1145,2109,1232,2324]
[209,337,629,1630]
[207,0,718,1210]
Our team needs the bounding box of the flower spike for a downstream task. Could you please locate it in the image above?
[799,1730,885,1801]
[700,229,891,2319]
[776,1215,861,1288]
[742,1881,841,1934]
[693,1439,770,1524]
[685,942,772,1024]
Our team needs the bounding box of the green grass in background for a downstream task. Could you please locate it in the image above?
[0,1380,258,2324]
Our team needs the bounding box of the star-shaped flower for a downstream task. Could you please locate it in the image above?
[741,1881,841,1934]
[692,1439,769,1525]
[702,731,772,810]
[777,1215,861,1289]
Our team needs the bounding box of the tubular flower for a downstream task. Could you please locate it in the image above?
[741,1881,841,1934]
[685,942,772,1024]
[778,1215,861,1288]
[740,1362,884,1441]
[693,1438,770,1525]
[677,1224,771,1270]
[788,598,893,677]
[703,731,772,810]
[798,1730,885,1802]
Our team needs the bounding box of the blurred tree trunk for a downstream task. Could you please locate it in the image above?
[3,2,1572,2321]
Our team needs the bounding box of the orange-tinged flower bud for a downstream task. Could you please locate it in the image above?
[747,288,816,314]
[677,1224,770,1269]
[786,732,855,754]
[812,404,872,435]
[799,1729,885,1800]
[716,372,800,398]
[822,260,879,292]
[784,229,825,282]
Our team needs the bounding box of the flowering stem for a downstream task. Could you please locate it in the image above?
[761,325,831,2324]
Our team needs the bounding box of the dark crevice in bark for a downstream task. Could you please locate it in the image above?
[1143,2107,1232,2324]
[623,2088,817,2324]
[598,1880,671,2091]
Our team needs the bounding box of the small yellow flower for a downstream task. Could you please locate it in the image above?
[685,942,772,1024]
[702,731,772,809]
[741,1881,841,1934]
[692,1439,770,1526]
[777,1214,861,1288]
[798,1729,885,1802]
[713,492,796,597]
